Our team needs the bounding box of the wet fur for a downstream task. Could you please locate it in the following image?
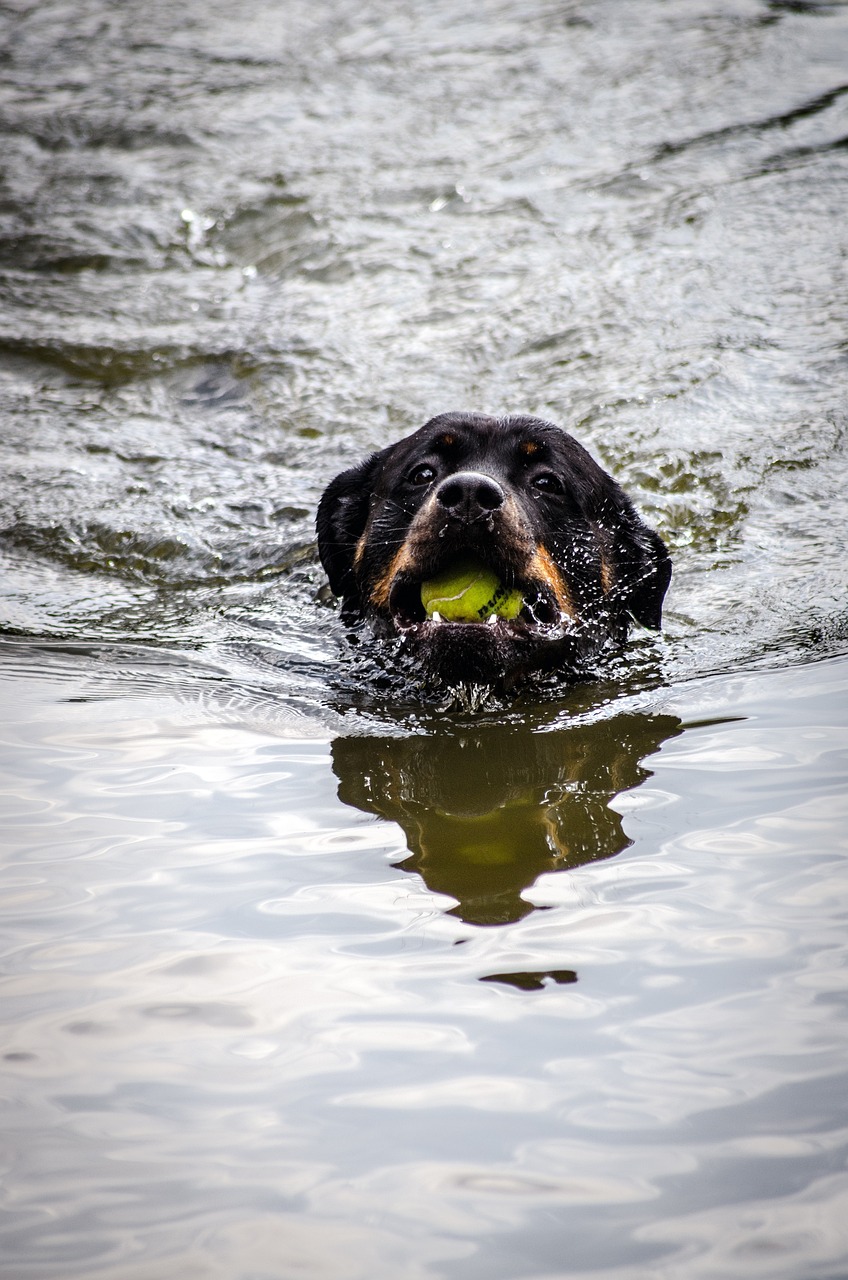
[317,412,671,691]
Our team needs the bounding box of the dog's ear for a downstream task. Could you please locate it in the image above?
[316,449,388,607]
[615,519,672,630]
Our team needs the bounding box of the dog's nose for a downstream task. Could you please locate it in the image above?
[435,471,505,523]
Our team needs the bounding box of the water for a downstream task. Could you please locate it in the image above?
[1,0,848,1275]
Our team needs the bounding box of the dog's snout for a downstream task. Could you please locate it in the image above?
[435,471,505,522]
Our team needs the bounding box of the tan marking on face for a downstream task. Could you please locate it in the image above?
[437,432,456,448]
[520,440,540,456]
[353,533,367,569]
[528,546,577,619]
[600,553,615,595]
[369,542,415,610]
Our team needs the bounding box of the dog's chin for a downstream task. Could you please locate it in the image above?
[402,616,543,686]
[382,605,591,690]
[379,573,564,686]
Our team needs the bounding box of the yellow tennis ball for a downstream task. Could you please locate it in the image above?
[420,558,523,622]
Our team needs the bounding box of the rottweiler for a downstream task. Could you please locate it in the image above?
[317,412,671,690]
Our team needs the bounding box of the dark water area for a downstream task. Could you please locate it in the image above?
[1,0,848,1276]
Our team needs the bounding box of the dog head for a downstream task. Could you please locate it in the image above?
[317,412,671,689]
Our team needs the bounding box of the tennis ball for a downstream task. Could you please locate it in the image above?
[420,557,523,622]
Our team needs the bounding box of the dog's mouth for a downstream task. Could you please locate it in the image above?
[387,558,564,637]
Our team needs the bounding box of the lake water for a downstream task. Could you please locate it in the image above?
[1,1,847,1277]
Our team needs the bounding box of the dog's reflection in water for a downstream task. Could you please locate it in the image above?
[332,713,682,928]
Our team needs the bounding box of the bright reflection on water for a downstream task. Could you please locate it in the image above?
[1,0,848,1275]
[2,647,848,1279]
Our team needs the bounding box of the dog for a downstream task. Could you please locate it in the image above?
[317,412,671,691]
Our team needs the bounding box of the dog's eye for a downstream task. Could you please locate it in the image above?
[532,473,564,494]
[408,464,436,486]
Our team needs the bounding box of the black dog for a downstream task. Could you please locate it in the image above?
[317,412,671,690]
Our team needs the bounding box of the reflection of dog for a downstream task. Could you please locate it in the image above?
[332,713,682,927]
[317,412,671,689]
